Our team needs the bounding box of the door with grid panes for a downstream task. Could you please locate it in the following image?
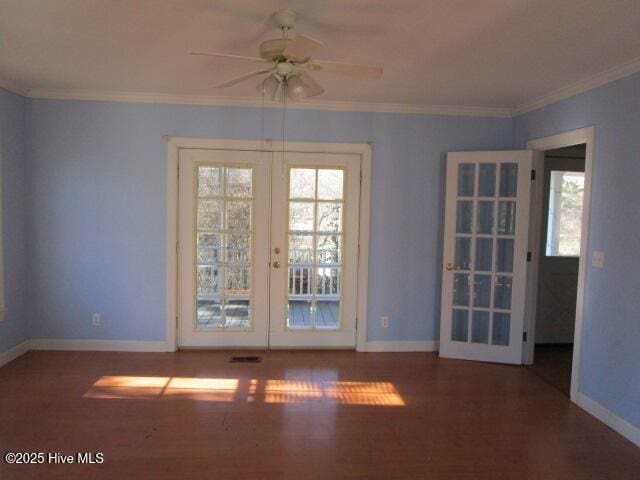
[178,148,361,348]
[439,151,533,364]
[178,149,271,347]
[269,152,361,348]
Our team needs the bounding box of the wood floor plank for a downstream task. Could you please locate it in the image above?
[0,350,638,479]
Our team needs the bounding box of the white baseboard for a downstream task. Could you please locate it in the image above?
[576,392,640,447]
[29,338,169,352]
[365,340,439,352]
[0,340,30,368]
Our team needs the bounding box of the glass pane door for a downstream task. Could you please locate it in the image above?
[269,152,360,348]
[178,149,271,348]
[440,151,533,364]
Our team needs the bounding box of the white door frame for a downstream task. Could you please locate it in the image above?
[525,126,595,403]
[165,137,372,352]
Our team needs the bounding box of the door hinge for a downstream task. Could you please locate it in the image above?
[530,169,536,181]
[526,251,532,262]
[360,170,363,184]
[523,331,528,342]
[176,242,179,255]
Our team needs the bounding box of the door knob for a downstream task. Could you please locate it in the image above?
[445,263,456,271]
[272,261,281,269]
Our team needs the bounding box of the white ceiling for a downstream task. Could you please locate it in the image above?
[1,0,640,109]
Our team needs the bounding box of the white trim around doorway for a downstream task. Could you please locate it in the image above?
[165,137,372,353]
[525,126,595,403]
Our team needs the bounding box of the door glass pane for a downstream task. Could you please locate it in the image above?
[316,300,339,328]
[456,201,473,234]
[317,235,342,264]
[458,164,475,196]
[197,265,219,295]
[226,234,250,263]
[226,201,251,231]
[452,273,470,306]
[226,168,252,197]
[496,239,514,272]
[492,313,510,346]
[226,266,250,294]
[478,164,496,197]
[317,267,340,295]
[224,300,250,328]
[194,165,253,330]
[288,266,312,295]
[455,237,471,270]
[475,238,493,272]
[476,201,494,234]
[287,167,345,329]
[494,275,513,309]
[289,202,314,232]
[473,274,492,308]
[197,200,223,230]
[452,309,469,342]
[288,299,313,328]
[289,235,314,264]
[317,202,342,232]
[197,233,222,263]
[290,168,316,199]
[198,167,222,197]
[197,298,222,328]
[499,163,518,197]
[497,201,516,234]
[317,169,344,200]
[471,311,490,344]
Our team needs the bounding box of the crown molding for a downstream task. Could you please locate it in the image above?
[0,76,30,97]
[5,54,640,118]
[26,87,512,117]
[512,55,640,116]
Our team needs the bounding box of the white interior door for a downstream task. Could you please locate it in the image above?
[439,151,533,364]
[269,152,361,348]
[178,149,271,347]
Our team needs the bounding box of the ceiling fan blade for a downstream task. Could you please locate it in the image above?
[188,51,268,63]
[215,68,274,88]
[298,71,324,98]
[282,34,323,60]
[307,60,383,79]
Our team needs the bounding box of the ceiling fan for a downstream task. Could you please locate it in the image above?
[188,9,383,102]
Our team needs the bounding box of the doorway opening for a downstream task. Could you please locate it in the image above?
[527,144,586,396]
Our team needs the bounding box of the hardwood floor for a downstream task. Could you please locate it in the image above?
[1,350,638,479]
[527,344,573,396]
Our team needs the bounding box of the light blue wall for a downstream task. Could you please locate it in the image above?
[513,72,640,429]
[25,99,513,343]
[0,89,28,354]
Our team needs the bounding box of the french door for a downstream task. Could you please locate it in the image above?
[439,151,533,364]
[177,148,361,348]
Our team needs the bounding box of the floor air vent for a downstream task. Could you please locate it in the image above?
[230,356,262,363]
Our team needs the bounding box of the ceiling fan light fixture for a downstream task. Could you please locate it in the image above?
[286,75,308,101]
[258,75,280,99]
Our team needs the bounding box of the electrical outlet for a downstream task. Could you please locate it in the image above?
[381,316,389,328]
[92,313,101,326]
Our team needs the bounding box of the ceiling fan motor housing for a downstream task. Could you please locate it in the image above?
[259,38,292,62]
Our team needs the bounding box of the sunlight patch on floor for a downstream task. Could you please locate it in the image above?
[84,376,405,406]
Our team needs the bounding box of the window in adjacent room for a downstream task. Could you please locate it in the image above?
[545,170,585,256]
